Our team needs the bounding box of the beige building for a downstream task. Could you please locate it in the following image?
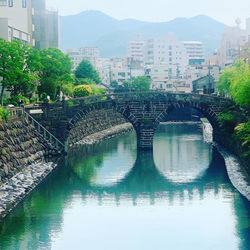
[0,0,33,45]
[217,26,247,68]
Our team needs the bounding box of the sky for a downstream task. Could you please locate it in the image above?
[46,0,250,27]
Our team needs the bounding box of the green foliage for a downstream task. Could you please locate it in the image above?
[234,121,250,157]
[75,59,101,84]
[38,48,72,100]
[131,76,151,92]
[67,101,74,106]
[76,78,95,86]
[218,112,237,133]
[1,148,6,155]
[217,60,250,107]
[62,83,74,97]
[90,84,106,95]
[30,97,38,104]
[0,39,41,104]
[0,107,10,122]
[6,96,30,106]
[73,85,93,97]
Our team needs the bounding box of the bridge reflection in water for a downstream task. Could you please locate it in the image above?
[0,124,249,250]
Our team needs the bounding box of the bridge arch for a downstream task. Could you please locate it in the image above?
[49,92,234,151]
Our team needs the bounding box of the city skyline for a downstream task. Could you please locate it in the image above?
[46,0,250,27]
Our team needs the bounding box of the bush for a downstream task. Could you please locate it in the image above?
[234,121,250,157]
[0,107,10,122]
[30,97,38,104]
[4,96,30,106]
[73,85,93,97]
[90,84,107,95]
[218,112,237,133]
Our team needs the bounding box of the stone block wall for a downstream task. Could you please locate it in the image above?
[68,109,127,145]
[0,118,50,185]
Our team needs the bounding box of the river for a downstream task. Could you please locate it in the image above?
[0,123,249,250]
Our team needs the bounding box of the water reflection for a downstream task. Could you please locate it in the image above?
[0,124,249,250]
[154,123,212,183]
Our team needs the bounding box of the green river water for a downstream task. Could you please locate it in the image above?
[0,123,249,250]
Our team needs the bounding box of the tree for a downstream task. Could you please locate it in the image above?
[38,48,72,100]
[217,60,250,107]
[131,76,151,92]
[0,39,41,105]
[75,59,101,84]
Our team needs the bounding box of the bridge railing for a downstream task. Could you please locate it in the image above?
[63,91,234,107]
[23,110,66,154]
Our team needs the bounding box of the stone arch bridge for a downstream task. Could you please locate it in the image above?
[25,92,234,151]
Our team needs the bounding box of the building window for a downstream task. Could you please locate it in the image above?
[8,0,13,7]
[22,0,26,8]
[0,0,7,6]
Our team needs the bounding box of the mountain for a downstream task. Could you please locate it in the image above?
[60,10,225,57]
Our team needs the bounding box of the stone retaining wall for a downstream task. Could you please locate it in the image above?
[0,118,51,186]
[68,109,127,146]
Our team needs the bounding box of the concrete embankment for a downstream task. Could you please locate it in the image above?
[0,119,133,221]
[0,161,57,220]
[201,118,250,201]
[0,117,56,221]
[0,118,51,185]
[73,123,134,146]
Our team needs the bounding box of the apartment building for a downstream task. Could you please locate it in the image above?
[31,0,59,49]
[182,41,205,64]
[0,0,33,45]
[216,26,247,68]
[144,33,189,74]
[127,39,145,62]
[147,64,191,92]
[67,46,100,71]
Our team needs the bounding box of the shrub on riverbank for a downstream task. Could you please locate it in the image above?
[0,108,10,122]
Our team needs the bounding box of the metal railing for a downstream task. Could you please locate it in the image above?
[23,110,66,154]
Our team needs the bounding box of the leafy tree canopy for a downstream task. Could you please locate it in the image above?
[131,76,151,92]
[75,59,101,84]
[218,60,250,107]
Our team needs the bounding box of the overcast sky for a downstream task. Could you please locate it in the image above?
[46,0,250,27]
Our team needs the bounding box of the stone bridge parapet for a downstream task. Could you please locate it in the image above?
[24,91,235,151]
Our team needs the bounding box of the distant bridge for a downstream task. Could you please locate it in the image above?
[25,92,235,151]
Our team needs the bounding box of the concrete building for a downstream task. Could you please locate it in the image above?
[0,0,33,45]
[127,38,145,62]
[216,26,247,68]
[185,64,220,92]
[147,64,191,93]
[144,33,189,75]
[192,75,215,94]
[31,0,59,49]
[182,41,205,64]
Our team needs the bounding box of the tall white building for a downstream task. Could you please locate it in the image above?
[127,39,145,62]
[0,0,33,45]
[144,33,189,74]
[182,41,205,64]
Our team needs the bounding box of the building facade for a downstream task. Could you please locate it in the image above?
[31,0,59,50]
[182,41,205,64]
[216,26,247,68]
[0,0,33,45]
[127,39,145,62]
